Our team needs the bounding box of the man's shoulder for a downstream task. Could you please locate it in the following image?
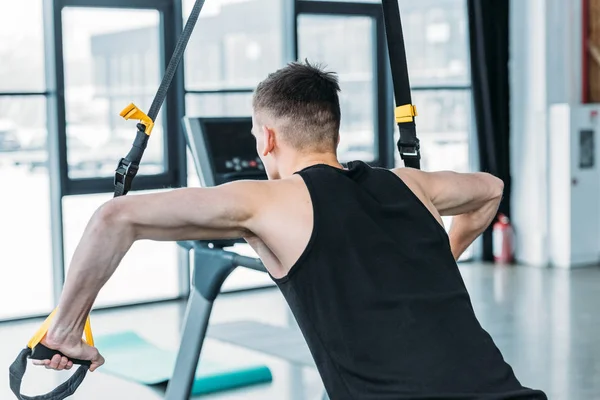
[218,176,306,200]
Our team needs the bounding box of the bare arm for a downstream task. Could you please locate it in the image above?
[395,168,504,261]
[43,181,266,369]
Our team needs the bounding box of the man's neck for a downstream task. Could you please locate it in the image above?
[279,153,343,179]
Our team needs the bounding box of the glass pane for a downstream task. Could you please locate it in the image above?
[395,90,471,172]
[62,8,165,179]
[183,0,285,90]
[0,1,45,92]
[0,96,53,319]
[399,0,470,86]
[63,191,180,307]
[185,93,253,118]
[298,15,376,163]
[304,0,379,2]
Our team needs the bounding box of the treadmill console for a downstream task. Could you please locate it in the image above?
[182,117,267,187]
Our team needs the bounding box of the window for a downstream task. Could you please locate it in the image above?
[394,0,472,174]
[185,93,254,119]
[399,0,470,87]
[297,14,377,163]
[0,97,53,319]
[183,0,286,91]
[0,0,45,92]
[0,0,53,320]
[394,90,471,173]
[61,8,165,179]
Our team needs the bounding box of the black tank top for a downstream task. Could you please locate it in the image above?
[271,161,547,400]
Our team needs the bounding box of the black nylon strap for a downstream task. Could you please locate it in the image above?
[9,348,88,400]
[381,0,421,169]
[114,0,206,197]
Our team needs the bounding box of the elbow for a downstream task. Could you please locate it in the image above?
[481,173,504,201]
[91,198,136,241]
[492,175,505,201]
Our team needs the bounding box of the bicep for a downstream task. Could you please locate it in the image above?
[105,181,264,241]
[398,169,504,216]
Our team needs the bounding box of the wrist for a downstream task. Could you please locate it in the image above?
[45,323,83,348]
[44,298,94,348]
[448,216,479,260]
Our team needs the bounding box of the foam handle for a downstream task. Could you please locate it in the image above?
[30,344,92,367]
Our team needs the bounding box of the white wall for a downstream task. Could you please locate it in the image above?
[548,104,600,268]
[510,0,593,267]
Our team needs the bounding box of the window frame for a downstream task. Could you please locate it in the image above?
[51,0,186,197]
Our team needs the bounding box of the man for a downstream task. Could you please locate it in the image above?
[36,61,546,399]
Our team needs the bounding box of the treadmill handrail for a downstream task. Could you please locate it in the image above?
[178,240,267,273]
[232,254,267,273]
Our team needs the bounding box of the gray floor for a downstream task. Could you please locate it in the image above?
[2,263,600,399]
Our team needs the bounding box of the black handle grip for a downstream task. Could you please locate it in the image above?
[10,347,89,400]
[30,344,92,367]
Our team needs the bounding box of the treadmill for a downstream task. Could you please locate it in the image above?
[165,117,325,400]
[183,116,267,187]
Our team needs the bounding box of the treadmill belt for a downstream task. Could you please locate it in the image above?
[207,321,316,367]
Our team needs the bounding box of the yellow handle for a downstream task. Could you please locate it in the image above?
[395,104,418,123]
[120,103,155,135]
[28,308,94,349]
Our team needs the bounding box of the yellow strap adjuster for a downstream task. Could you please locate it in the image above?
[120,103,155,135]
[27,308,94,349]
[395,104,418,123]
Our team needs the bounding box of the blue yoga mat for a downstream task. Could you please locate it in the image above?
[94,331,273,396]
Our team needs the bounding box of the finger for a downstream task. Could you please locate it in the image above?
[49,354,62,369]
[32,360,46,366]
[65,361,74,370]
[57,356,69,371]
[89,354,105,372]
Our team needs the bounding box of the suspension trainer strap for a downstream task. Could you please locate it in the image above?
[115,0,206,197]
[381,0,420,169]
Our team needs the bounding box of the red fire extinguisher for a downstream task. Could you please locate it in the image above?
[493,213,513,264]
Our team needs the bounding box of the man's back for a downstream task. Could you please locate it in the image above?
[250,161,546,400]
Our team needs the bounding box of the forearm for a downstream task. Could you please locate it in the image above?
[448,197,500,261]
[47,203,135,343]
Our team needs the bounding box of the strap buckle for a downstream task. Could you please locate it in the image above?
[397,138,421,169]
[395,104,418,123]
[397,139,420,157]
[120,103,154,135]
[114,157,139,197]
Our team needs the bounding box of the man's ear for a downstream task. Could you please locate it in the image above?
[262,125,276,156]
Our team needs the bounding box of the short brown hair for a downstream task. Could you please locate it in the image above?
[252,60,341,152]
